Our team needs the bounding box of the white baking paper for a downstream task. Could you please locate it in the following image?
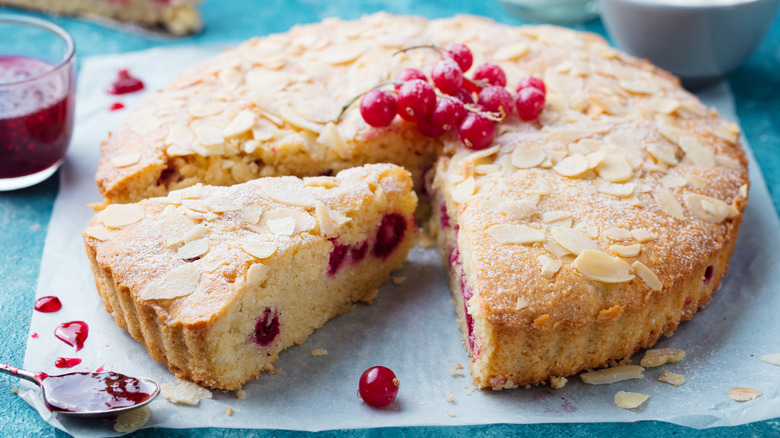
[17,46,780,436]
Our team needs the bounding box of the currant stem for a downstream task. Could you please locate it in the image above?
[393,44,445,57]
[335,81,404,122]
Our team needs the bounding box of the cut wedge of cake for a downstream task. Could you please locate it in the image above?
[83,164,417,390]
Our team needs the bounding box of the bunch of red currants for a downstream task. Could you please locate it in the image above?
[357,42,546,151]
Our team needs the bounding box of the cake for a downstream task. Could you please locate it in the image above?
[83,164,418,390]
[89,13,749,389]
[0,0,201,35]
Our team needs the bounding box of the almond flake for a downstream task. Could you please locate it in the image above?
[640,348,685,368]
[610,244,641,258]
[161,380,213,405]
[182,224,207,243]
[550,376,567,389]
[661,175,688,188]
[739,184,749,198]
[126,109,161,135]
[278,105,323,133]
[632,261,663,291]
[111,153,141,168]
[538,255,562,279]
[486,224,545,245]
[580,365,644,384]
[224,110,257,138]
[652,188,685,220]
[574,249,634,283]
[511,147,546,169]
[311,348,328,357]
[98,204,146,228]
[258,178,317,208]
[316,201,338,237]
[760,353,780,366]
[549,227,599,256]
[679,136,715,168]
[683,193,736,223]
[712,121,740,144]
[553,153,589,178]
[267,216,296,236]
[596,154,633,182]
[647,142,679,166]
[241,206,262,225]
[542,210,572,224]
[205,197,241,213]
[614,391,649,410]
[529,180,552,196]
[493,42,529,61]
[603,227,632,241]
[658,371,686,386]
[318,42,368,65]
[515,296,529,310]
[728,387,762,402]
[113,405,151,433]
[598,182,636,198]
[188,102,228,118]
[84,225,116,241]
[262,208,316,235]
[140,264,200,300]
[241,238,277,259]
[715,154,741,170]
[178,238,209,260]
[543,240,570,258]
[497,198,539,220]
[452,177,476,203]
[630,229,656,243]
[246,263,269,287]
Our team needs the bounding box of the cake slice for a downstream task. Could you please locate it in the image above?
[83,164,417,390]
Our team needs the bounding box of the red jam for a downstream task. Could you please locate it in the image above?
[39,371,156,413]
[54,321,88,352]
[108,102,125,111]
[106,69,144,95]
[34,296,62,313]
[54,357,82,369]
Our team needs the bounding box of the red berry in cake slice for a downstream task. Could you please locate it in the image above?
[397,79,436,122]
[477,86,514,117]
[445,42,473,72]
[360,89,398,127]
[472,63,507,88]
[458,113,496,150]
[431,58,464,95]
[358,366,400,407]
[515,86,545,121]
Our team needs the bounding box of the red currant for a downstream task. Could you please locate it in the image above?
[459,113,495,150]
[395,68,427,90]
[477,85,514,117]
[445,42,473,72]
[454,88,475,105]
[432,96,466,132]
[517,76,546,95]
[358,366,400,407]
[431,58,463,95]
[417,116,446,138]
[360,89,398,127]
[397,79,436,122]
[515,86,545,121]
[473,63,507,87]
[462,77,482,95]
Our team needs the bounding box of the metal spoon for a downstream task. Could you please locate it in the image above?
[1,363,159,417]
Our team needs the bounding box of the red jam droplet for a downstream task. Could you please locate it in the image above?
[107,69,145,95]
[31,333,39,338]
[54,357,82,369]
[108,102,125,111]
[54,321,88,352]
[39,371,156,413]
[34,296,62,313]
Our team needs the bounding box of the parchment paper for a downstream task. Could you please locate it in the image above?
[18,46,780,436]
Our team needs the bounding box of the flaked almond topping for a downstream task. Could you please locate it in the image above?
[739,184,749,198]
[497,199,539,221]
[543,240,570,258]
[161,380,213,405]
[679,136,715,168]
[596,154,633,182]
[493,42,529,61]
[258,178,317,208]
[598,181,636,198]
[241,238,277,259]
[110,153,141,168]
[84,225,116,241]
[166,124,195,151]
[169,184,203,201]
[614,391,649,410]
[178,238,209,260]
[511,147,546,169]
[241,206,263,225]
[549,227,599,256]
[652,188,685,220]
[712,121,741,144]
[647,142,679,166]
[580,365,644,385]
[188,102,228,118]
[632,261,663,291]
[139,264,200,301]
[515,296,529,310]
[451,177,476,203]
[246,263,270,287]
[113,405,150,433]
[267,216,296,236]
[609,244,641,258]
[262,208,316,235]
[552,153,589,178]
[223,110,257,138]
[182,224,207,244]
[574,249,634,283]
[660,175,688,188]
[315,201,338,236]
[640,348,685,368]
[529,180,552,196]
[658,371,686,386]
[542,210,572,224]
[486,224,545,245]
[683,193,737,223]
[278,105,323,133]
[728,387,762,402]
[97,204,146,228]
[126,108,161,135]
[603,227,632,241]
[630,229,656,243]
[538,255,562,279]
[318,41,368,65]
[715,154,741,170]
[655,98,681,115]
[760,354,780,366]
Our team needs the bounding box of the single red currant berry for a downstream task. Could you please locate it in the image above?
[417,115,446,138]
[462,77,482,95]
[431,58,464,95]
[516,76,546,96]
[445,42,473,72]
[515,86,545,121]
[477,85,514,117]
[459,113,495,150]
[397,79,436,122]
[472,63,507,87]
[360,89,398,127]
[454,88,475,105]
[395,68,427,90]
[358,366,400,407]
[432,96,466,132]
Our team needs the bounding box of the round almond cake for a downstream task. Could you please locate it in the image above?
[88,13,749,390]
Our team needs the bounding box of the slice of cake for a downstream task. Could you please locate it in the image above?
[0,0,201,35]
[83,164,417,390]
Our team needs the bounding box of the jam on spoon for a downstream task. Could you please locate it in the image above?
[0,363,159,417]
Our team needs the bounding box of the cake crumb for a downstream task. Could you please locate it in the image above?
[550,376,568,389]
[391,276,407,285]
[658,371,685,386]
[729,387,761,402]
[11,388,18,395]
[236,389,247,400]
[113,405,150,433]
[449,366,465,377]
[640,348,685,368]
[447,411,455,417]
[445,392,455,403]
[311,348,328,356]
[161,380,213,405]
[614,391,649,410]
[358,288,379,304]
[618,358,633,366]
[269,368,282,375]
[226,406,233,416]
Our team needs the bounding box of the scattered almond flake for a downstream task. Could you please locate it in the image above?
[543,240,570,258]
[226,406,233,416]
[267,216,296,236]
[486,224,545,245]
[640,348,685,368]
[537,255,562,279]
[224,110,257,138]
[258,178,317,208]
[113,405,151,433]
[178,238,210,260]
[658,371,686,386]
[679,136,716,168]
[451,177,476,203]
[311,348,328,357]
[493,42,529,61]
[575,249,634,283]
[165,124,195,155]
[714,154,742,170]
[391,276,407,285]
[553,153,589,178]
[609,244,641,258]
[542,210,572,224]
[596,154,633,182]
[11,387,18,394]
[550,376,567,389]
[84,225,116,241]
[760,353,780,366]
[603,227,632,241]
[630,229,656,243]
[581,365,644,384]
[315,201,338,237]
[632,261,663,291]
[655,98,680,115]
[549,227,599,256]
[511,147,546,169]
[160,216,198,247]
[110,153,141,168]
[241,238,277,259]
[169,184,203,201]
[97,204,146,228]
[515,296,529,310]
[161,380,213,405]
[614,391,649,410]
[246,263,270,288]
[445,392,455,403]
[188,102,228,118]
[652,188,685,220]
[647,142,679,166]
[598,181,636,198]
[318,41,368,64]
[683,193,737,223]
[739,184,749,198]
[729,387,762,402]
[236,389,247,400]
[140,264,200,301]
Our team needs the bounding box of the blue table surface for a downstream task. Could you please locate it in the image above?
[1,1,779,436]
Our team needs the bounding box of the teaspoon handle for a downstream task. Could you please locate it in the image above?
[0,363,41,386]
